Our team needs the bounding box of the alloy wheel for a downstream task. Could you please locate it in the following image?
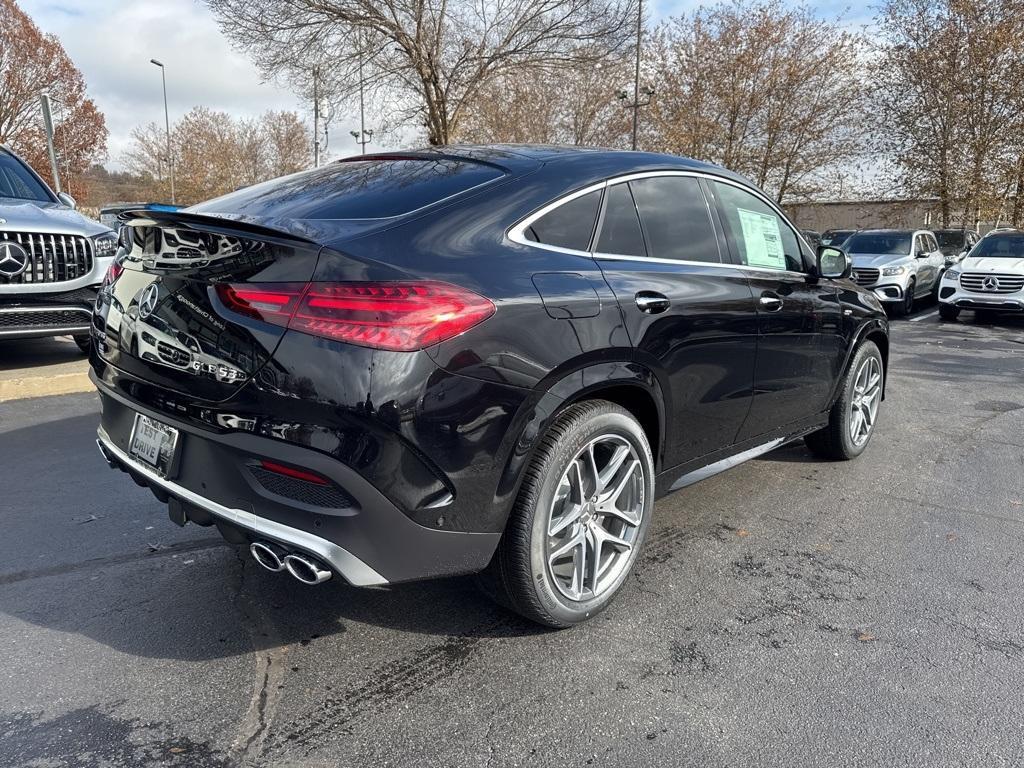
[546,434,645,602]
[849,356,882,447]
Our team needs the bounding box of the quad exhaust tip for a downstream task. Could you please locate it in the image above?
[249,541,285,572]
[250,541,332,584]
[283,553,332,585]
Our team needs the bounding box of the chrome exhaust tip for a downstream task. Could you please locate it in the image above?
[249,541,285,572]
[283,553,332,585]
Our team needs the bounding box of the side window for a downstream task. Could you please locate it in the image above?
[628,176,721,263]
[711,181,802,272]
[595,182,646,257]
[524,189,602,251]
[913,234,925,254]
[928,234,940,251]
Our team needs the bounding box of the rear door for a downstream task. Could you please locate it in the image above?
[707,179,844,439]
[593,174,757,467]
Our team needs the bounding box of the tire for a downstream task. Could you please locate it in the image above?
[939,304,960,321]
[479,400,654,628]
[932,272,944,301]
[805,340,884,461]
[72,334,91,354]
[893,280,915,317]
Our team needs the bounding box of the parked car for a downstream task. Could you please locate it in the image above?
[843,228,946,316]
[91,146,889,627]
[99,202,182,231]
[934,228,979,265]
[938,229,1024,321]
[821,229,857,247]
[0,145,117,352]
[801,229,822,249]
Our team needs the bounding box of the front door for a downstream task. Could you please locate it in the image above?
[593,174,757,468]
[706,180,845,439]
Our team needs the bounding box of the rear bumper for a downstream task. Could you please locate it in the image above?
[94,383,501,585]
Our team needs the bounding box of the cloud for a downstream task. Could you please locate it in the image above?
[19,0,384,167]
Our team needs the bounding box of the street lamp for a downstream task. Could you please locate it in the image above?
[350,129,374,153]
[150,58,176,204]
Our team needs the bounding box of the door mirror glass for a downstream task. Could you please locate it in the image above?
[817,245,850,279]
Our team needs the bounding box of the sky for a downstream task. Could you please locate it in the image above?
[20,0,874,171]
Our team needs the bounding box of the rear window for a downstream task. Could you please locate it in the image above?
[190,158,505,220]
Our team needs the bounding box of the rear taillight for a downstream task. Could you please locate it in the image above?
[216,281,495,352]
[101,261,124,289]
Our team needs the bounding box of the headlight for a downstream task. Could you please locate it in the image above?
[91,232,118,258]
[944,269,960,280]
[882,265,907,276]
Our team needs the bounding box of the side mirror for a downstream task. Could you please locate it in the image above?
[915,249,929,259]
[57,192,77,209]
[817,245,851,279]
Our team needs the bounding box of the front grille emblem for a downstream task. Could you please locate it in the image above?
[0,241,29,278]
[982,275,1000,291]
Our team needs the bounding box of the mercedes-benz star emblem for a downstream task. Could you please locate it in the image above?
[982,275,1000,292]
[0,241,30,279]
[138,283,160,319]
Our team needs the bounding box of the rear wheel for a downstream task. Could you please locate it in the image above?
[939,304,960,321]
[72,334,91,354]
[480,400,654,628]
[805,341,883,461]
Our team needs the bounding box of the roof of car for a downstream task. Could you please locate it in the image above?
[353,144,749,186]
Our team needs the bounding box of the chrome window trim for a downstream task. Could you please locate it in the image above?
[507,180,608,256]
[507,169,811,275]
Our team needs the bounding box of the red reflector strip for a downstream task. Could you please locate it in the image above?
[258,459,330,486]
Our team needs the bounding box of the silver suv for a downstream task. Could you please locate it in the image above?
[842,229,946,316]
[0,145,116,352]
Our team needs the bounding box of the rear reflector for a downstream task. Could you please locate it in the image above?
[258,459,330,486]
[216,281,494,352]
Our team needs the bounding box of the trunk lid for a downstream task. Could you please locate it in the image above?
[95,211,322,401]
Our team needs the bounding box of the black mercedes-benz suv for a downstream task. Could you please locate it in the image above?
[91,146,889,627]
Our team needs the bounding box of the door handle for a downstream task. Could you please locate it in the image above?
[635,291,670,314]
[759,292,783,312]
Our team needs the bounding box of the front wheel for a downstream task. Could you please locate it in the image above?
[893,280,915,317]
[480,400,654,628]
[939,304,960,321]
[805,341,884,461]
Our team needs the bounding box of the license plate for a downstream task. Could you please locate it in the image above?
[128,413,179,477]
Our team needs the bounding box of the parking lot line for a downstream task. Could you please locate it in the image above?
[910,310,939,322]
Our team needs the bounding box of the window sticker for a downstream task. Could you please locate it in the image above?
[736,207,786,269]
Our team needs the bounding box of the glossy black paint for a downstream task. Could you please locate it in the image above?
[90,145,889,584]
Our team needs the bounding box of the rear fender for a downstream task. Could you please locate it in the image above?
[489,360,666,531]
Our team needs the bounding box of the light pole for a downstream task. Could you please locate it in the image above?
[617,0,652,151]
[150,59,176,204]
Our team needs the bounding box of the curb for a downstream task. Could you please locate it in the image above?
[0,371,94,402]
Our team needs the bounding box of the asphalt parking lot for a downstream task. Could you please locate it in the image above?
[2,307,1023,767]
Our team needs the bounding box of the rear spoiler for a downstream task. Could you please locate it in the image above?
[119,209,320,247]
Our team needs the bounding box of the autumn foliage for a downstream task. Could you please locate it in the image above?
[0,0,107,199]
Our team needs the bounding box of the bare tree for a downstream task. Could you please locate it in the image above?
[123,108,313,205]
[456,57,632,146]
[0,0,107,198]
[873,0,1024,227]
[206,0,638,146]
[645,0,867,203]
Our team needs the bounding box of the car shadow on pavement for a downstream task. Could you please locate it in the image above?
[0,336,86,372]
[0,411,538,662]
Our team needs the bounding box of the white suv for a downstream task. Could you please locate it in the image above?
[843,229,946,316]
[939,230,1024,321]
